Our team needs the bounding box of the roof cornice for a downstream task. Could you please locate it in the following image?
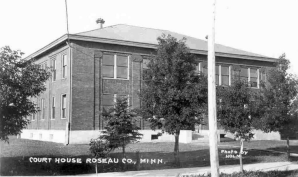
[24,34,278,63]
[24,34,68,60]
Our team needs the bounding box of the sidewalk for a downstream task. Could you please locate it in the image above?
[82,161,298,177]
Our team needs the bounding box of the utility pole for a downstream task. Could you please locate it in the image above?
[208,0,219,176]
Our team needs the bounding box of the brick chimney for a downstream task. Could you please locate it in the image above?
[96,18,105,29]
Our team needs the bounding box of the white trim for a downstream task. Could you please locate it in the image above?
[257,68,260,88]
[128,55,130,79]
[219,65,222,86]
[114,54,117,78]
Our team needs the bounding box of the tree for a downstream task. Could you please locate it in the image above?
[255,54,298,160]
[90,96,142,159]
[139,34,208,166]
[217,79,262,172]
[0,46,51,142]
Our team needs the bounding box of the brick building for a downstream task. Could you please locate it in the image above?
[21,24,280,144]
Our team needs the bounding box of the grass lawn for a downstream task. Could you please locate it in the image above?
[207,170,298,177]
[1,136,298,176]
[219,139,298,153]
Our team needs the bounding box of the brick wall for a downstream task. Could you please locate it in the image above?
[27,44,70,130]
[70,41,154,130]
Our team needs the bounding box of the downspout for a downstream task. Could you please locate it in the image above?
[48,62,51,130]
[140,59,143,129]
[94,50,96,130]
[66,40,72,145]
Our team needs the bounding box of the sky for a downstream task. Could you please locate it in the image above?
[1,0,297,75]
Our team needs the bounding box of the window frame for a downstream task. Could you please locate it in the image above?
[248,67,259,88]
[62,54,67,79]
[51,59,57,82]
[51,97,55,120]
[142,59,150,81]
[61,94,67,119]
[260,71,266,84]
[220,65,230,86]
[41,98,45,120]
[102,94,130,111]
[197,62,231,86]
[32,101,36,121]
[102,54,129,80]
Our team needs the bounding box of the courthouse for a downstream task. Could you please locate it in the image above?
[21,24,280,144]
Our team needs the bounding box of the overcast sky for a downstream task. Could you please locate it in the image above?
[1,0,297,75]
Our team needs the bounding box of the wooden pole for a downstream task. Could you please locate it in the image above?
[208,0,220,176]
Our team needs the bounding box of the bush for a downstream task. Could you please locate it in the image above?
[89,138,112,158]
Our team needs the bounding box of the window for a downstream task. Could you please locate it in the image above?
[32,112,35,121]
[52,97,55,119]
[102,54,114,78]
[40,63,47,86]
[62,55,67,78]
[143,59,150,80]
[41,99,45,120]
[31,101,36,121]
[51,59,56,81]
[250,68,258,88]
[117,55,128,79]
[202,62,208,76]
[102,94,115,111]
[197,62,230,86]
[195,62,201,74]
[40,63,46,69]
[240,67,248,82]
[61,94,66,118]
[260,71,266,83]
[221,65,229,86]
[215,65,219,85]
[116,94,130,106]
[102,54,129,79]
[143,59,150,69]
[102,94,130,112]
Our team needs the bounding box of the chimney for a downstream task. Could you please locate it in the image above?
[96,18,105,29]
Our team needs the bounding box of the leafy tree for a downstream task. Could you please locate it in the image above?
[217,79,262,172]
[255,54,298,159]
[0,46,51,142]
[90,96,142,159]
[139,34,208,166]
